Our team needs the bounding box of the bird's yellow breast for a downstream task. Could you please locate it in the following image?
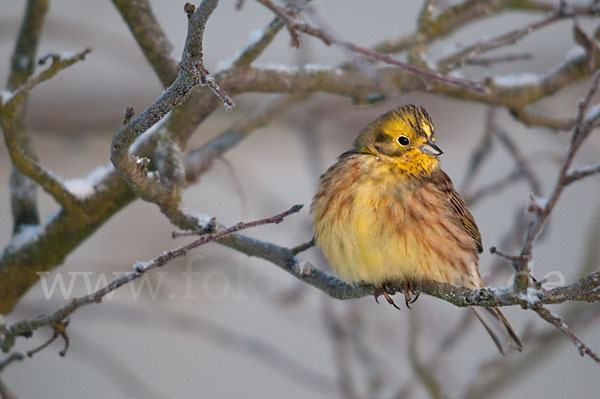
[311,153,479,288]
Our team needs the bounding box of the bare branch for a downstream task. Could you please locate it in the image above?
[26,319,69,358]
[565,162,600,183]
[438,4,599,71]
[1,49,91,211]
[0,205,302,353]
[509,107,575,131]
[110,0,232,229]
[466,169,528,205]
[3,201,599,360]
[372,35,414,54]
[465,53,532,67]
[230,17,284,69]
[0,352,23,373]
[255,0,487,94]
[111,0,178,86]
[464,306,600,397]
[4,50,91,108]
[4,0,49,232]
[513,70,600,289]
[439,13,556,71]
[289,237,315,256]
[1,23,597,316]
[534,307,600,363]
[0,352,23,399]
[185,94,308,183]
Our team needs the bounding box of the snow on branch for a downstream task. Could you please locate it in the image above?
[0,50,92,211]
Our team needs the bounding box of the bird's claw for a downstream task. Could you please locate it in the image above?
[402,280,420,308]
[374,284,401,310]
[374,281,420,310]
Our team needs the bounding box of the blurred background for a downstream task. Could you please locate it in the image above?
[1,1,599,398]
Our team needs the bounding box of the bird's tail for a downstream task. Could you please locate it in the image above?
[472,307,523,354]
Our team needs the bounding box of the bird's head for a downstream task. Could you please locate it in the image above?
[353,105,443,176]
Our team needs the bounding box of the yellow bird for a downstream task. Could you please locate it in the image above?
[311,105,522,354]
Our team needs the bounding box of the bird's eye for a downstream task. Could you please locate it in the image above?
[397,136,410,146]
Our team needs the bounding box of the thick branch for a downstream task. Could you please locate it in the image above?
[1,50,91,211]
[510,107,575,131]
[4,0,49,232]
[111,0,178,86]
[3,225,599,356]
[110,0,228,229]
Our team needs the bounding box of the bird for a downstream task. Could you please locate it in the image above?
[311,105,523,354]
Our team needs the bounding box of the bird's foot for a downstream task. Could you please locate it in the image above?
[373,284,400,310]
[400,280,420,309]
[374,281,420,309]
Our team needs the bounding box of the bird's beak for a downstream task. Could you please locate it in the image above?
[420,140,443,156]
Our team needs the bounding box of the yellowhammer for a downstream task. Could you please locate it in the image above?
[311,105,522,354]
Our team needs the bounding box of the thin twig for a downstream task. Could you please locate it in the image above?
[185,94,308,183]
[464,305,600,397]
[255,0,487,94]
[290,237,315,255]
[0,353,23,399]
[231,17,284,68]
[466,169,527,205]
[565,162,600,183]
[438,5,599,71]
[534,306,600,363]
[0,205,302,353]
[465,53,532,67]
[4,223,600,355]
[26,319,69,357]
[513,70,600,289]
[465,224,600,397]
[0,353,23,373]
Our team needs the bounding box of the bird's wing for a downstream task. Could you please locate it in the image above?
[430,169,483,253]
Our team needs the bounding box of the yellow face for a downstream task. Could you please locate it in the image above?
[354,105,442,157]
[353,105,443,175]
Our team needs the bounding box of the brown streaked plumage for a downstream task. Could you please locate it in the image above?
[311,105,523,354]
